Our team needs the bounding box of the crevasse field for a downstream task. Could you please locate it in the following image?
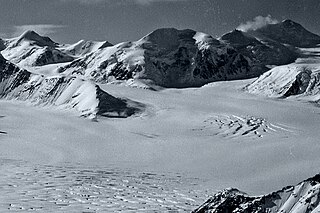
[1,76,320,212]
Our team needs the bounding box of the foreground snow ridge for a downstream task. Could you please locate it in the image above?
[193,174,320,213]
[0,54,143,119]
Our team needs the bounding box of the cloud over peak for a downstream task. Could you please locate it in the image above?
[237,15,279,32]
[12,24,65,37]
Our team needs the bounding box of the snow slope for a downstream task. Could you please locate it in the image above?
[59,40,113,57]
[193,174,320,213]
[245,47,320,103]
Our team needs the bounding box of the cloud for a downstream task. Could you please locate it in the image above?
[61,0,187,6]
[12,24,65,37]
[237,15,279,32]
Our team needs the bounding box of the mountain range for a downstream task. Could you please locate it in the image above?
[1,19,319,117]
[0,19,319,105]
[1,18,320,212]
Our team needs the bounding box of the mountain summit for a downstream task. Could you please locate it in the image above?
[250,19,320,48]
[13,30,57,48]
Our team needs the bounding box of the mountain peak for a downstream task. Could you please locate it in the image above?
[15,30,57,47]
[99,41,113,49]
[220,29,260,47]
[281,19,299,25]
[141,28,197,50]
[250,19,320,48]
[20,30,39,39]
[279,19,304,29]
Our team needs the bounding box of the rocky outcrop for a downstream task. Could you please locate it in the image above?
[193,174,320,213]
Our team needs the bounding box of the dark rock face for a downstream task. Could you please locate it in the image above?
[32,47,74,66]
[284,67,312,97]
[251,20,320,48]
[0,54,30,94]
[193,174,320,213]
[221,30,299,68]
[0,39,5,51]
[138,28,254,87]
[96,86,142,118]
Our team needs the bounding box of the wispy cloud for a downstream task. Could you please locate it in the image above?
[61,0,187,6]
[12,24,65,37]
[237,15,279,32]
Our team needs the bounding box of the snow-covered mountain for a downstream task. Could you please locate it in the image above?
[221,19,320,70]
[245,46,320,103]
[220,29,298,67]
[59,28,254,88]
[0,53,142,118]
[250,19,320,48]
[2,21,318,89]
[193,174,320,213]
[1,30,74,68]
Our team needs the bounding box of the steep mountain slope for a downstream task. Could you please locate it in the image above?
[1,31,74,68]
[220,29,298,67]
[251,19,320,48]
[0,53,142,118]
[59,28,254,88]
[193,174,320,213]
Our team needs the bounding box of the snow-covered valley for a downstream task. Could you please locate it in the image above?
[1,77,320,211]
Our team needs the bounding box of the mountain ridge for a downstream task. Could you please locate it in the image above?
[193,173,320,213]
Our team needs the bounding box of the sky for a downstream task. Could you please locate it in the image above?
[0,0,319,44]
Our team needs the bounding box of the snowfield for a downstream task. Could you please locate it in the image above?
[1,78,320,212]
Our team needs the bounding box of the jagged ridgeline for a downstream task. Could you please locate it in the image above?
[193,174,320,213]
